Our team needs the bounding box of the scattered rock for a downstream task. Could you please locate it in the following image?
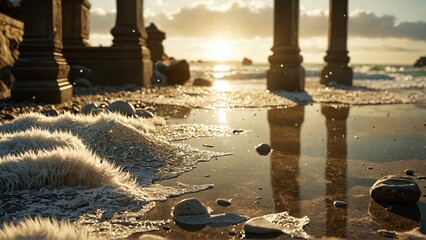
[135,109,154,118]
[166,60,190,85]
[107,100,135,116]
[404,169,414,176]
[255,143,272,156]
[193,78,212,86]
[333,200,347,208]
[74,78,92,88]
[370,175,421,204]
[162,226,171,231]
[242,57,253,66]
[42,109,59,117]
[243,217,282,235]
[80,103,99,115]
[416,176,426,180]
[367,166,373,170]
[354,136,360,139]
[232,129,244,134]
[378,229,397,238]
[216,198,232,207]
[172,198,208,216]
[202,144,213,148]
[75,199,89,208]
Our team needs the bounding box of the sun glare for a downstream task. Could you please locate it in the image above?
[211,41,231,60]
[213,80,231,92]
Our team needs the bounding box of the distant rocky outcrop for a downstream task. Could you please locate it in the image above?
[242,57,253,66]
[413,56,426,67]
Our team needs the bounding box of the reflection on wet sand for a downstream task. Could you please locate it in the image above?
[322,105,349,238]
[268,106,304,217]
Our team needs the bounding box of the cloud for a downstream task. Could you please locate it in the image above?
[89,2,426,41]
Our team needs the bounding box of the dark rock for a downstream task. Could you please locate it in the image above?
[108,100,135,116]
[75,199,89,208]
[370,175,421,204]
[416,176,426,180]
[255,143,272,156]
[193,78,212,86]
[216,198,231,207]
[404,169,414,176]
[242,57,253,66]
[3,113,15,120]
[42,109,59,117]
[243,217,282,235]
[135,109,154,118]
[81,103,98,115]
[166,60,190,85]
[413,56,426,67]
[378,229,397,238]
[333,200,347,208]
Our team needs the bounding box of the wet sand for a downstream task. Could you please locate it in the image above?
[144,103,426,239]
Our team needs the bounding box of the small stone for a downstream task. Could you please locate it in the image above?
[80,103,99,115]
[3,113,15,120]
[216,198,232,207]
[370,175,421,204]
[228,230,237,236]
[193,78,213,86]
[354,136,359,139]
[202,144,213,148]
[138,234,167,240]
[404,169,414,176]
[367,166,373,170]
[416,176,426,180]
[255,143,272,156]
[42,109,59,117]
[135,109,154,118]
[75,199,89,208]
[74,78,92,88]
[204,175,210,178]
[108,100,135,116]
[232,129,244,134]
[172,198,208,216]
[333,200,347,208]
[162,226,171,231]
[378,229,397,238]
[243,217,282,235]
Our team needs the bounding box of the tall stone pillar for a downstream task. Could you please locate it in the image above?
[321,0,353,85]
[62,0,91,47]
[12,0,73,103]
[146,23,166,63]
[267,0,305,92]
[110,0,152,86]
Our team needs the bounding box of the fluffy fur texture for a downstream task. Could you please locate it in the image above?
[0,146,137,193]
[0,217,90,240]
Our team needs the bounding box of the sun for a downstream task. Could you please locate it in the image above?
[210,40,232,61]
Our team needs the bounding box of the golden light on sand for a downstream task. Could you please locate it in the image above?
[211,41,232,60]
[213,80,231,92]
[216,108,228,124]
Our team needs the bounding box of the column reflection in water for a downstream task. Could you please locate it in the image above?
[321,105,349,238]
[268,106,304,217]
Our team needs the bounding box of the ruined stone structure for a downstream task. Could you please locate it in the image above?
[146,23,166,63]
[268,0,353,91]
[12,0,152,103]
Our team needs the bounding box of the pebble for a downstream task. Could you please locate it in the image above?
[255,143,272,156]
[172,198,208,216]
[107,100,135,116]
[202,144,214,148]
[333,200,347,208]
[243,217,282,235]
[135,109,154,118]
[416,176,426,180]
[80,103,99,115]
[404,169,414,176]
[162,226,171,231]
[378,229,397,238]
[370,175,421,204]
[232,129,244,134]
[42,109,59,117]
[75,199,89,208]
[193,78,213,86]
[216,198,232,207]
[138,234,167,240]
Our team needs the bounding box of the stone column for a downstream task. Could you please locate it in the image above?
[146,23,166,63]
[12,0,73,103]
[267,0,305,92]
[62,0,91,47]
[321,0,353,85]
[110,0,152,86]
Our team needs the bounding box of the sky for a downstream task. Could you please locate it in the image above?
[89,0,426,64]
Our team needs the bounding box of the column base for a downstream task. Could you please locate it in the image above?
[267,65,305,91]
[11,79,73,103]
[320,65,353,86]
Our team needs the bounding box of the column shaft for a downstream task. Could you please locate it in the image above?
[62,0,91,47]
[321,0,353,85]
[267,0,305,92]
[12,0,73,103]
